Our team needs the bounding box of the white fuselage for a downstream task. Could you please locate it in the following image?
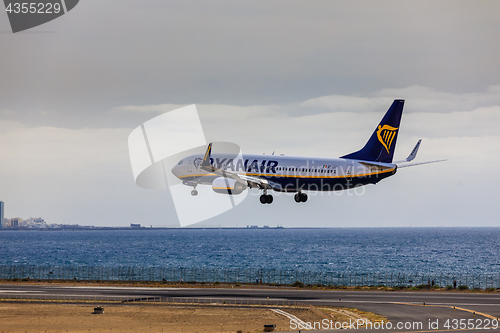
[171,153,397,193]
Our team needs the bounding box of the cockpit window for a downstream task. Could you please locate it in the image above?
[178,160,183,165]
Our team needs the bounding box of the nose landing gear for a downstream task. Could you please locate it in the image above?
[294,192,308,203]
[191,188,198,196]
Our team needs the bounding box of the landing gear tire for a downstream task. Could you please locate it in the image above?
[260,195,267,204]
[266,194,273,204]
[294,192,307,203]
[191,189,198,196]
[260,194,273,204]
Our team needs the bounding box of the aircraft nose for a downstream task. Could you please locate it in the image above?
[171,164,181,178]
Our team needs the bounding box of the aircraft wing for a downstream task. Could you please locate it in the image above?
[199,143,278,190]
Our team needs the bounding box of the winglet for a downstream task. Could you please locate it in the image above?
[406,139,421,162]
[200,143,213,171]
[394,139,422,164]
[395,139,446,168]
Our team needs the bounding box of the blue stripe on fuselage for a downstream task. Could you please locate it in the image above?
[261,170,395,192]
[181,169,395,192]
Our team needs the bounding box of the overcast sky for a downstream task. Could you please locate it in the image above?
[0,1,499,227]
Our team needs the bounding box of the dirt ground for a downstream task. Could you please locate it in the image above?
[0,302,310,333]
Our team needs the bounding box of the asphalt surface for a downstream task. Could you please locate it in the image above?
[1,285,499,332]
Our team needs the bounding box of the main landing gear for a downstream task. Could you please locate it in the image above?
[294,192,308,203]
[260,190,273,204]
[260,191,308,204]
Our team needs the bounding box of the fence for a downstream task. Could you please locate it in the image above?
[0,265,499,289]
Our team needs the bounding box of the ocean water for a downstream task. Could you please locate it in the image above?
[0,228,499,274]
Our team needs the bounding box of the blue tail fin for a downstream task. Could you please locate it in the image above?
[341,99,404,163]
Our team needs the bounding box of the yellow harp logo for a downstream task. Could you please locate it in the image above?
[377,125,399,153]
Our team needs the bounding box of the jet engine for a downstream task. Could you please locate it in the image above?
[212,177,247,195]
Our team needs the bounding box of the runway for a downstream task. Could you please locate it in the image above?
[1,284,499,332]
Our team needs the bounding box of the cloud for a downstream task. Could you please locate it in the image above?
[1,85,499,227]
[301,85,500,114]
[2,1,500,122]
[107,85,500,161]
[111,104,184,114]
[186,86,500,159]
[0,122,156,225]
[1,1,500,228]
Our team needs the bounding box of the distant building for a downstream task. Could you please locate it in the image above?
[0,202,4,229]
[11,217,23,227]
[24,217,47,228]
[130,223,141,228]
[0,215,48,229]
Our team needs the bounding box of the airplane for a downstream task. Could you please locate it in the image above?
[171,100,445,204]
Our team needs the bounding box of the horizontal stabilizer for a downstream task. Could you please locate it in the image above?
[397,159,447,168]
